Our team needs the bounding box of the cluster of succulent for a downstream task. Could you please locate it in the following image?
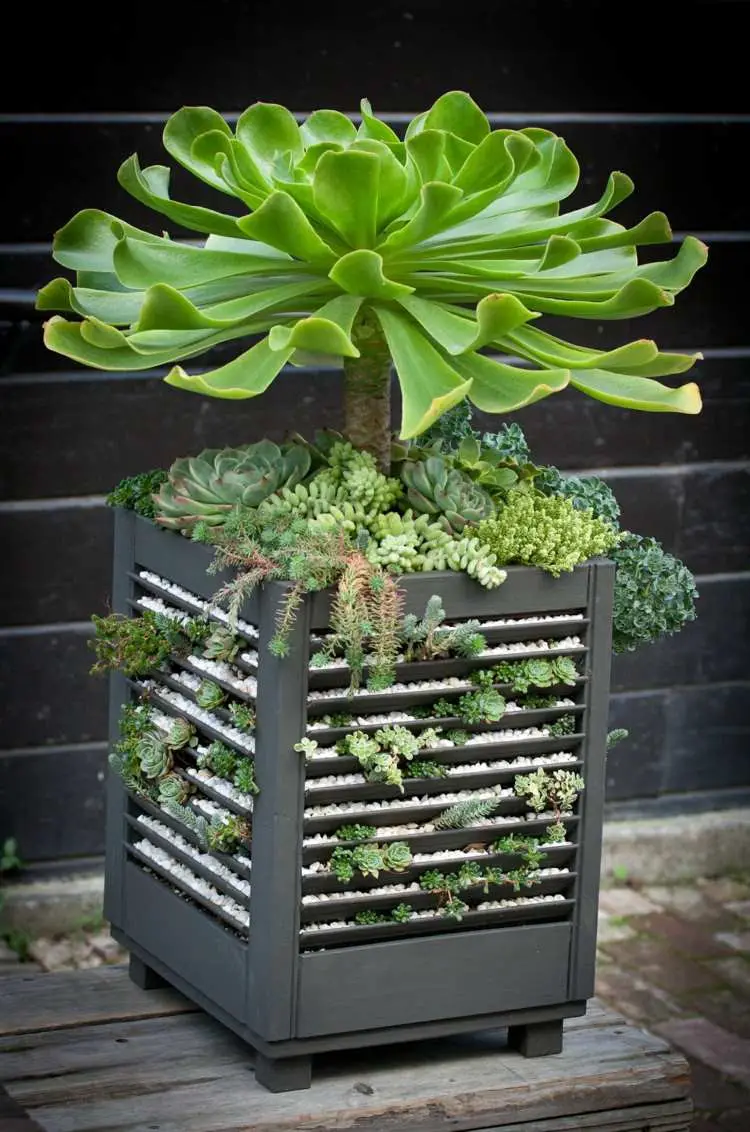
[106,469,168,519]
[535,466,621,526]
[108,703,197,798]
[514,768,585,816]
[154,442,311,532]
[401,595,486,661]
[609,533,698,652]
[478,490,620,577]
[401,457,494,533]
[90,610,208,677]
[327,840,412,883]
[354,905,414,926]
[318,724,443,791]
[478,656,579,693]
[419,853,543,921]
[197,740,259,796]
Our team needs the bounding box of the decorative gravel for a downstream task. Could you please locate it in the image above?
[302,840,571,875]
[184,766,255,812]
[138,570,259,637]
[133,838,250,928]
[142,680,255,752]
[186,654,258,692]
[171,666,258,703]
[304,786,515,821]
[307,642,582,701]
[136,815,251,897]
[301,867,570,902]
[304,750,578,791]
[301,892,567,933]
[307,636,585,677]
[303,807,572,846]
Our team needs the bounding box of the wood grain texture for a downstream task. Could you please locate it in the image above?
[0,971,692,1132]
[0,965,195,1037]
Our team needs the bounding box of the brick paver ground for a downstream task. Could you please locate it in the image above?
[2,874,749,1126]
[596,872,750,1129]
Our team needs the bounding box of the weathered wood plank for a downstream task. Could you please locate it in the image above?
[0,966,195,1036]
[0,983,691,1132]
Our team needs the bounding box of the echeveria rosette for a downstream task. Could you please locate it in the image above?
[38,91,706,442]
[154,440,311,530]
[401,455,495,533]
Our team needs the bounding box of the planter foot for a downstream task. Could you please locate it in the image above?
[508,1018,564,1057]
[254,1053,312,1092]
[128,954,168,991]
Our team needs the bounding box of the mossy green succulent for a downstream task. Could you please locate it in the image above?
[478,490,619,576]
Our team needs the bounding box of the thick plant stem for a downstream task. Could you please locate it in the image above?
[343,309,393,472]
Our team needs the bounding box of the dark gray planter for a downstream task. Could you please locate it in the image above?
[105,510,614,1091]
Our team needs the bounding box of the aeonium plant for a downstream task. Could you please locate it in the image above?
[38,91,706,473]
[42,92,702,686]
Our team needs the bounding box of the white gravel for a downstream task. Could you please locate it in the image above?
[304,751,577,791]
[301,892,567,934]
[133,837,250,928]
[302,838,571,875]
[307,637,584,678]
[184,767,255,812]
[304,786,514,821]
[186,654,258,692]
[141,680,255,752]
[138,570,259,637]
[136,815,251,897]
[301,867,570,902]
[169,667,258,703]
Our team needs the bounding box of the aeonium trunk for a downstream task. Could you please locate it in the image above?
[343,307,393,473]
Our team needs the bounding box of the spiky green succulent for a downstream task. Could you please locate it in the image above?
[401,456,494,533]
[196,680,226,710]
[153,441,310,530]
[39,92,705,444]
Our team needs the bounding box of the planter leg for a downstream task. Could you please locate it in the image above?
[128,954,168,991]
[254,1053,312,1092]
[508,1018,564,1057]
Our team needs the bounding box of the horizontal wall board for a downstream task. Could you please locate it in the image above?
[1,117,748,241]
[0,743,107,861]
[606,464,750,573]
[4,240,745,351]
[1,1,747,115]
[661,683,750,794]
[0,506,113,624]
[0,368,345,500]
[606,682,750,801]
[0,628,107,748]
[2,355,749,500]
[611,573,750,693]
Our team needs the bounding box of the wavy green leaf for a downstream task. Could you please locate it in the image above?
[374,305,472,437]
[423,91,490,144]
[301,109,357,147]
[134,278,319,331]
[52,210,161,272]
[37,277,144,325]
[117,156,243,237]
[113,236,295,289]
[314,150,380,247]
[329,250,414,299]
[237,191,337,264]
[165,336,295,399]
[236,102,303,173]
[450,351,570,412]
[268,295,363,356]
[569,368,702,414]
[163,106,235,195]
[357,98,401,144]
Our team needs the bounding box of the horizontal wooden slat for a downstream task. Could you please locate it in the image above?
[1,354,748,500]
[0,628,107,748]
[0,0,744,117]
[1,117,748,240]
[0,743,107,861]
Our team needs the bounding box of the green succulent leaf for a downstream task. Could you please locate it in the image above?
[374,306,472,438]
[38,93,707,434]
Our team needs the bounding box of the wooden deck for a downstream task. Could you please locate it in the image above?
[0,965,692,1131]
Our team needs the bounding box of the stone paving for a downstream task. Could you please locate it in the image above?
[596,874,750,1130]
[2,877,749,1127]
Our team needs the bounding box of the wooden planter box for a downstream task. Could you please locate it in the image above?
[105,511,615,1092]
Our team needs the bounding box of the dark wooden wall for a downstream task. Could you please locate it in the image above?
[1,1,748,863]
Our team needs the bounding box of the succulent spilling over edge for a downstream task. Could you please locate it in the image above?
[39,91,706,439]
